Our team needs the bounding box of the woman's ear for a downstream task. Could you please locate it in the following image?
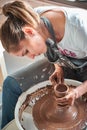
[22,26,34,36]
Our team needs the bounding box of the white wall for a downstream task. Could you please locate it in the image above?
[3,51,44,75]
[0,42,7,79]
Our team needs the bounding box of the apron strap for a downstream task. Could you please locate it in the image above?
[41,16,87,71]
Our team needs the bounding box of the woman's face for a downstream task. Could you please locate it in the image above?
[10,27,47,59]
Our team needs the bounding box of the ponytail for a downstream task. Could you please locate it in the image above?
[0,0,40,52]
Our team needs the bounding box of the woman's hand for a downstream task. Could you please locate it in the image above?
[57,88,78,106]
[49,64,64,86]
[57,81,87,106]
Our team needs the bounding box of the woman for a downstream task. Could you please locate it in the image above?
[0,0,87,128]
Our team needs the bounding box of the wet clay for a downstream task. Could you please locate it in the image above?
[32,84,87,130]
[19,84,87,130]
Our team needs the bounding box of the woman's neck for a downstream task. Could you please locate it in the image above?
[39,19,52,40]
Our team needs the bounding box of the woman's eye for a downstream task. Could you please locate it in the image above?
[22,50,29,56]
[25,50,29,55]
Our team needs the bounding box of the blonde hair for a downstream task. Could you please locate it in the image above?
[0,0,40,52]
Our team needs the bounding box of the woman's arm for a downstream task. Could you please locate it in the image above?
[74,80,87,99]
[59,80,87,106]
[49,63,64,85]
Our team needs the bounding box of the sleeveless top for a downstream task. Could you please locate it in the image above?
[34,6,87,59]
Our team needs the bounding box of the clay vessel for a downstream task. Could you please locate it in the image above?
[54,83,69,98]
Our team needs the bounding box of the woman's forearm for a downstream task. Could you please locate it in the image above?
[54,63,62,70]
[75,80,87,99]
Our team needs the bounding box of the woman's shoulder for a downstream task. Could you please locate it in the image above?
[34,6,86,20]
[34,6,66,21]
[34,6,87,15]
[34,6,58,14]
[34,6,65,15]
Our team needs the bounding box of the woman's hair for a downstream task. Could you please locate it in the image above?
[0,0,40,52]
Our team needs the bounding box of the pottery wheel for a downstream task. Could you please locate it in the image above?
[33,87,87,130]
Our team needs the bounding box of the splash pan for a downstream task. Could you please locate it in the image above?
[15,79,87,130]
